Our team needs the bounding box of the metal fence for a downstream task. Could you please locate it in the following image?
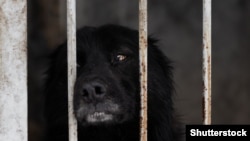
[0,0,212,141]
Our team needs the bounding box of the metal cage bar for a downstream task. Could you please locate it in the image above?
[202,0,212,125]
[0,1,28,141]
[139,0,148,141]
[67,0,78,141]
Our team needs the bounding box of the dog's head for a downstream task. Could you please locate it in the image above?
[46,24,177,140]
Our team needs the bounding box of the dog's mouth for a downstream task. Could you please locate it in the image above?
[86,111,113,123]
[75,100,121,125]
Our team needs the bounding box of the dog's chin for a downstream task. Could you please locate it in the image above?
[76,111,132,126]
[86,112,113,123]
[77,112,118,126]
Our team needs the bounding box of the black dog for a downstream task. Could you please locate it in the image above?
[45,24,182,141]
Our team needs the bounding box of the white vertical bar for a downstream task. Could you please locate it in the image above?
[67,0,78,141]
[0,0,27,141]
[139,0,148,141]
[202,0,212,125]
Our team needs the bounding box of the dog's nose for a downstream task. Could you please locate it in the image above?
[81,81,106,101]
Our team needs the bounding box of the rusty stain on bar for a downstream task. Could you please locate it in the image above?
[139,0,148,141]
[67,0,78,141]
[0,0,27,141]
[202,0,212,125]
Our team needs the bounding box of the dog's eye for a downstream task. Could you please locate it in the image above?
[115,54,127,62]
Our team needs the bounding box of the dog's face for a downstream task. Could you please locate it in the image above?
[73,26,141,126]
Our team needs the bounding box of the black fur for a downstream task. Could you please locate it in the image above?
[45,24,182,141]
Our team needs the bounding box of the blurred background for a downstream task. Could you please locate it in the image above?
[27,0,250,140]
